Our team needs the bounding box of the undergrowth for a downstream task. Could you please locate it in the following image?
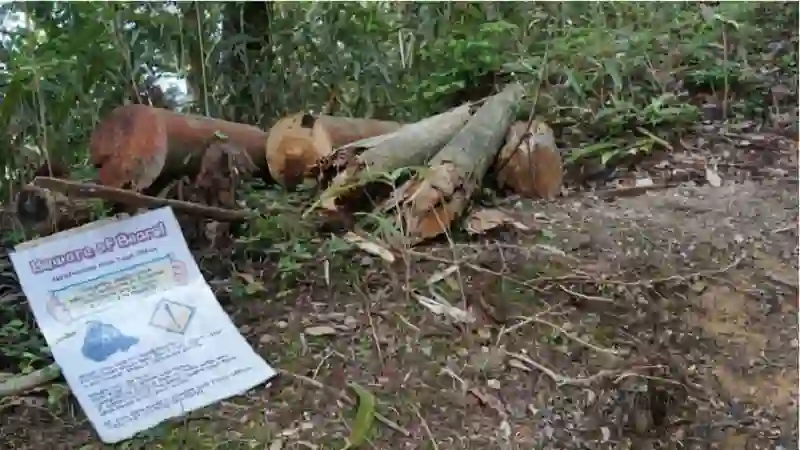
[0,2,796,447]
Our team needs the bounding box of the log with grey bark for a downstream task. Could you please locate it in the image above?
[311,103,477,214]
[382,83,526,244]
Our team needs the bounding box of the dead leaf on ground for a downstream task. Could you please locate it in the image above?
[234,271,266,294]
[342,232,395,263]
[468,387,508,418]
[304,325,338,336]
[413,290,475,324]
[705,165,722,187]
[425,265,460,286]
[465,208,531,235]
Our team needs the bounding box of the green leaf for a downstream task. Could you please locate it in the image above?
[600,149,618,166]
[341,383,376,450]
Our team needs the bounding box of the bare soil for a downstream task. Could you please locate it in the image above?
[2,174,797,450]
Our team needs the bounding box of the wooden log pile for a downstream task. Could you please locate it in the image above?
[14,82,565,247]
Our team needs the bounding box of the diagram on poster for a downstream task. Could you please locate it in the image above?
[149,299,196,334]
[9,207,277,444]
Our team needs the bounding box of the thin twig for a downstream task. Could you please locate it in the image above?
[504,350,669,388]
[602,255,744,286]
[559,285,615,303]
[410,403,439,450]
[505,316,621,357]
[280,370,410,437]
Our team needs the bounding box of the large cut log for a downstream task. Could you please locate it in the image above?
[89,104,269,191]
[494,120,563,200]
[312,104,476,214]
[265,112,403,188]
[382,83,525,244]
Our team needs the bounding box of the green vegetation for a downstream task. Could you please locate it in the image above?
[0,2,796,448]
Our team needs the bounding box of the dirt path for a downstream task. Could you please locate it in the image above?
[2,178,797,450]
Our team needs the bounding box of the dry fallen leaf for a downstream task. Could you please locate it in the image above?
[413,291,475,323]
[343,232,395,263]
[507,358,531,372]
[705,165,722,187]
[465,208,531,235]
[426,265,460,286]
[468,387,508,418]
[234,271,266,294]
[304,325,338,336]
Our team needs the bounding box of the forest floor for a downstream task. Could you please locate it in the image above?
[1,124,798,449]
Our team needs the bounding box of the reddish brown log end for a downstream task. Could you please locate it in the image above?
[266,113,333,188]
[496,121,563,200]
[89,104,168,190]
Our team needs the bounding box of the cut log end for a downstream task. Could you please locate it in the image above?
[90,104,168,190]
[90,104,269,192]
[266,112,403,189]
[495,120,563,200]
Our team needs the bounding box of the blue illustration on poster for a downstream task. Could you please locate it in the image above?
[81,320,139,363]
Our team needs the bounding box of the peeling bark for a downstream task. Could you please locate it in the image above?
[265,112,403,188]
[194,138,258,209]
[384,83,525,244]
[89,104,269,191]
[313,104,476,214]
[494,120,563,200]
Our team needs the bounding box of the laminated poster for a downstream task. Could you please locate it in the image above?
[10,206,276,443]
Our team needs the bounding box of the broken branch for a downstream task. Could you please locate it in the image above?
[32,177,254,222]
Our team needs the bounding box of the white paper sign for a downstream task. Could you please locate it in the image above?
[10,207,276,443]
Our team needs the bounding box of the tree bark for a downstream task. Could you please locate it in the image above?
[384,83,525,244]
[89,104,269,191]
[313,104,476,214]
[14,185,97,236]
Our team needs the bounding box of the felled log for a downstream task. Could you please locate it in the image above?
[494,120,563,200]
[382,83,525,244]
[14,185,97,236]
[265,112,403,188]
[313,104,477,214]
[89,104,269,191]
